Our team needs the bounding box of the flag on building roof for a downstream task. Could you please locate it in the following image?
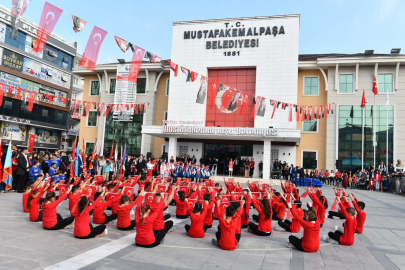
[33,2,63,53]
[72,14,86,32]
[145,51,162,63]
[168,61,178,77]
[1,141,13,191]
[181,66,191,82]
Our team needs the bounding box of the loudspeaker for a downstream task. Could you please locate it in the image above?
[311,160,317,169]
[336,160,343,171]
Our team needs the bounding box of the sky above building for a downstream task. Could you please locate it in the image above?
[17,0,405,64]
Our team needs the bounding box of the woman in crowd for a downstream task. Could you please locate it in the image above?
[42,186,74,230]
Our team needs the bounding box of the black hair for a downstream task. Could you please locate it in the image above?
[203,193,211,201]
[78,196,88,214]
[27,189,40,210]
[178,191,186,202]
[225,205,235,217]
[357,201,365,210]
[346,207,356,216]
[120,195,130,205]
[231,201,240,211]
[306,209,317,221]
[319,196,328,209]
[116,187,123,193]
[72,186,79,193]
[261,199,272,220]
[274,192,280,196]
[193,202,203,213]
[107,184,114,190]
[294,200,302,209]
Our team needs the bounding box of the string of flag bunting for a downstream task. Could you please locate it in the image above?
[7,1,334,122]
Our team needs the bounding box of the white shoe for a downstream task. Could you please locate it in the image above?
[326,238,338,244]
[332,216,340,220]
[275,226,286,232]
[286,242,296,249]
[96,231,106,238]
[65,224,73,229]
[1,190,5,193]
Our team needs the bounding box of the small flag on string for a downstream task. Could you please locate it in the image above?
[181,66,191,82]
[72,14,86,32]
[33,2,63,53]
[210,80,218,109]
[196,76,207,104]
[135,104,139,114]
[115,36,128,53]
[98,103,105,117]
[190,71,198,82]
[288,103,293,122]
[256,98,266,117]
[27,91,36,112]
[271,100,277,119]
[168,61,178,77]
[239,92,249,115]
[145,51,162,63]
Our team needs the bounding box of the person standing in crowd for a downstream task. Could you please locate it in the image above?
[244,158,250,178]
[59,152,70,175]
[124,156,132,178]
[98,156,106,176]
[16,148,29,193]
[228,158,234,177]
[284,164,290,180]
[299,166,305,186]
[11,152,19,191]
[136,155,146,177]
[249,158,255,178]
[329,170,335,186]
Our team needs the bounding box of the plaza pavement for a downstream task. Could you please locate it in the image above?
[0,184,405,270]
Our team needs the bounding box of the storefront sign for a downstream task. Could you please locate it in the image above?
[113,64,136,121]
[163,120,204,125]
[2,48,24,72]
[68,129,79,136]
[39,84,67,108]
[183,21,285,50]
[0,21,6,43]
[163,126,278,136]
[0,121,27,141]
[35,127,59,145]
[22,57,71,89]
[25,35,43,58]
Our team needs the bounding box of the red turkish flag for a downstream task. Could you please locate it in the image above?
[250,96,262,118]
[372,76,378,95]
[239,92,249,116]
[271,100,277,119]
[27,91,36,111]
[190,71,198,82]
[141,103,144,112]
[98,103,105,117]
[33,2,63,53]
[220,87,234,112]
[28,134,35,152]
[168,61,178,77]
[0,82,4,106]
[210,80,218,109]
[128,46,145,83]
[79,26,108,71]
[135,104,139,114]
[361,90,366,108]
[8,85,13,94]
[103,104,112,116]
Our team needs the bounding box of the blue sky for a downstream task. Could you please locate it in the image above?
[17,0,405,64]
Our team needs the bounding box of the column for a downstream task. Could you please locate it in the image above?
[168,136,178,160]
[263,139,272,180]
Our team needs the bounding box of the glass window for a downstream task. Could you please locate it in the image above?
[338,105,393,172]
[302,151,317,169]
[304,77,318,96]
[303,119,317,132]
[378,74,393,93]
[5,25,26,51]
[87,111,98,127]
[339,74,353,93]
[166,79,170,96]
[58,51,72,70]
[85,142,95,155]
[110,79,116,94]
[90,81,100,96]
[136,78,146,94]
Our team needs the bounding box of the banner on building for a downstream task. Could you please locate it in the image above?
[35,127,58,144]
[113,64,136,121]
[0,122,27,141]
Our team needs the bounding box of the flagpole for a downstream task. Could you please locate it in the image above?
[362,106,364,171]
[373,94,376,170]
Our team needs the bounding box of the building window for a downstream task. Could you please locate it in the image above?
[339,74,353,93]
[58,51,72,70]
[378,74,393,93]
[109,78,116,94]
[85,142,95,155]
[302,151,317,169]
[302,119,318,132]
[166,79,170,96]
[304,77,318,96]
[163,111,168,121]
[338,105,393,172]
[5,25,26,51]
[90,81,100,96]
[87,111,98,127]
[136,78,146,94]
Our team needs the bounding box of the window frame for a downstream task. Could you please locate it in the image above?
[89,80,100,96]
[85,141,96,155]
[86,110,98,127]
[301,150,318,169]
[338,74,355,94]
[303,76,319,96]
[302,119,319,134]
[378,73,394,94]
[136,78,147,95]
[165,78,170,96]
[109,78,116,95]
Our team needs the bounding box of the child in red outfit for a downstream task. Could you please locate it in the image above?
[327,197,357,245]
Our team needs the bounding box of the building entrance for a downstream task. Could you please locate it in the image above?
[204,143,253,176]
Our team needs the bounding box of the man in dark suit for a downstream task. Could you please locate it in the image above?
[257,99,266,117]
[227,93,240,112]
[124,156,133,177]
[59,151,70,173]
[136,155,146,176]
[298,166,305,186]
[77,150,84,177]
[16,148,29,193]
[191,155,197,165]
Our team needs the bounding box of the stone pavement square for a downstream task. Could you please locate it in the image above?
[1,185,405,269]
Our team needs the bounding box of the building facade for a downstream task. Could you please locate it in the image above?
[73,62,170,157]
[0,5,78,151]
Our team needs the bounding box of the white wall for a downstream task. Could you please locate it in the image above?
[272,145,296,167]
[177,142,203,161]
[168,16,300,129]
[252,144,263,177]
